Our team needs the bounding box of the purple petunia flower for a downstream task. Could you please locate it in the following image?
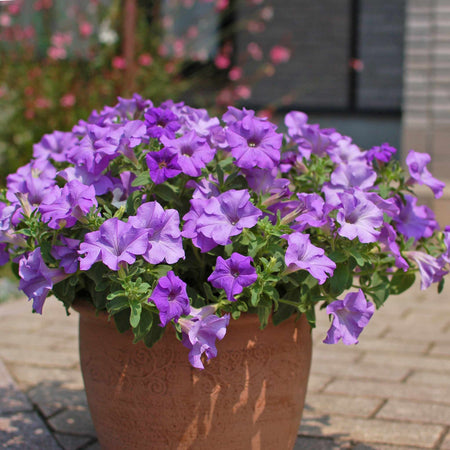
[144,107,181,139]
[160,131,215,177]
[323,290,375,345]
[145,147,182,184]
[393,195,439,241]
[178,305,230,369]
[51,237,81,274]
[378,223,409,271]
[283,232,336,284]
[79,218,149,271]
[33,130,78,163]
[66,124,116,175]
[98,120,147,163]
[19,248,66,314]
[128,201,184,264]
[365,142,396,163]
[184,189,262,250]
[149,271,190,327]
[7,159,58,205]
[59,166,115,196]
[285,111,338,159]
[406,150,445,199]
[226,115,282,170]
[336,190,383,243]
[40,180,98,229]
[405,251,448,290]
[330,161,377,191]
[208,253,258,301]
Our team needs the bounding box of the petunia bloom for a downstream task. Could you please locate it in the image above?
[145,147,181,184]
[336,190,383,243]
[283,232,336,284]
[79,218,149,271]
[226,114,282,170]
[149,271,190,327]
[323,290,375,345]
[178,305,230,369]
[405,251,448,290]
[406,150,445,199]
[19,248,66,314]
[128,201,184,264]
[208,253,258,301]
[184,189,261,251]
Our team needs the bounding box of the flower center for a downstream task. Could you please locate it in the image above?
[159,161,167,169]
[181,145,194,156]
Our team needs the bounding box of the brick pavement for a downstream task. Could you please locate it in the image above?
[0,281,450,449]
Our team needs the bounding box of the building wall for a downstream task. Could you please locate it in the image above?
[402,0,450,225]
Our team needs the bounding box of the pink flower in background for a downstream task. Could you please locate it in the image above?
[235,85,251,100]
[7,3,21,15]
[260,6,274,21]
[138,53,153,67]
[214,54,230,69]
[173,39,185,58]
[0,14,11,27]
[270,45,291,64]
[79,21,93,37]
[228,67,242,81]
[215,0,229,12]
[35,97,51,109]
[112,56,126,70]
[60,94,76,108]
[247,42,263,60]
[48,46,67,60]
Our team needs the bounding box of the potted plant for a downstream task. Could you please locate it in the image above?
[2,95,448,449]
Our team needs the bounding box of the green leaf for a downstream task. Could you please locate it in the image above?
[257,306,271,329]
[369,285,389,308]
[131,171,151,187]
[113,308,131,333]
[272,302,296,326]
[438,278,445,294]
[106,296,129,315]
[329,263,352,296]
[143,322,165,348]
[390,270,416,295]
[328,250,348,264]
[349,249,366,267]
[203,282,215,302]
[153,183,180,204]
[250,289,260,307]
[133,308,153,343]
[129,301,142,328]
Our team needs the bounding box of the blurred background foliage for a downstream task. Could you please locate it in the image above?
[0,0,289,184]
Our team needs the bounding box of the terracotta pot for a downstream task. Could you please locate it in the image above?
[75,302,312,450]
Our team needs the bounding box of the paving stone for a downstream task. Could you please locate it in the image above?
[361,352,450,373]
[0,332,78,352]
[0,360,32,414]
[294,436,349,449]
[0,411,60,449]
[48,406,96,437]
[28,382,88,418]
[53,432,94,450]
[299,416,444,448]
[441,430,450,449]
[310,360,410,382]
[303,393,382,418]
[429,343,450,357]
[352,444,421,450]
[6,364,83,391]
[406,370,450,388]
[376,399,450,426]
[311,347,363,363]
[324,379,450,406]
[307,374,332,393]
[355,338,429,354]
[0,347,79,369]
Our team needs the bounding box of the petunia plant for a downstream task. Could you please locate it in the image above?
[2,95,450,369]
